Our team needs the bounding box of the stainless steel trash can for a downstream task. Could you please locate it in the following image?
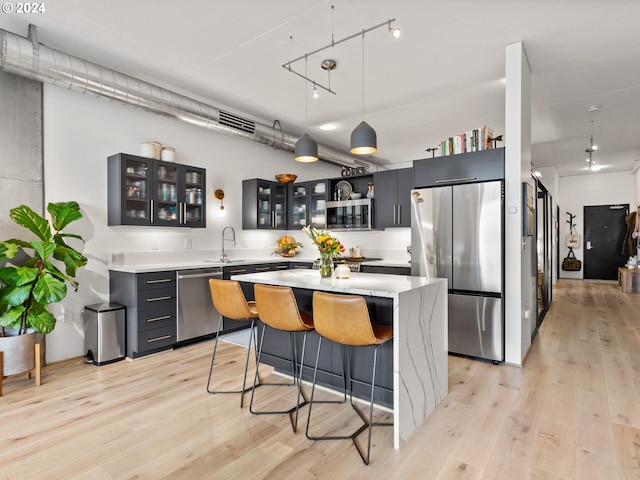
[84,303,126,366]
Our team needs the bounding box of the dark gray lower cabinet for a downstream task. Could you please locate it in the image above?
[246,285,394,408]
[110,270,177,358]
[361,264,411,275]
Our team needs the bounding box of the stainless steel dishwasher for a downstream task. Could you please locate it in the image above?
[176,267,223,342]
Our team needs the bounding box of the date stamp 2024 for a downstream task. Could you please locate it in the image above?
[2,3,46,14]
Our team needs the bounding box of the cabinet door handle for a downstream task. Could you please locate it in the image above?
[397,204,401,224]
[150,200,154,223]
[229,269,247,274]
[147,315,172,323]
[255,267,270,271]
[435,177,477,184]
[393,205,397,225]
[147,334,172,343]
[146,278,172,284]
[146,296,173,302]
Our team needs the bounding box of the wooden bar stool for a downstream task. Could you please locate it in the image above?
[306,291,393,465]
[250,284,314,433]
[207,279,260,407]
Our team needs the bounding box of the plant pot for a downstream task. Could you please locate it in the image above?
[0,330,36,376]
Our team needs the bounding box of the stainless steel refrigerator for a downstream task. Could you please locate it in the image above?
[411,181,504,362]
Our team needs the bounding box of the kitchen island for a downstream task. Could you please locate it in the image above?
[231,269,448,449]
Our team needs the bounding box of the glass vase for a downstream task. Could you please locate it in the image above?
[319,252,333,278]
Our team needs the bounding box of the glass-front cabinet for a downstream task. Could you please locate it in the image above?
[288,180,328,229]
[108,153,206,228]
[242,179,288,229]
[309,180,328,228]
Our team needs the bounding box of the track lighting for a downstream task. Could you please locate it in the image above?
[388,20,401,39]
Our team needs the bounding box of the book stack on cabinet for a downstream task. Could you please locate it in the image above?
[439,126,494,156]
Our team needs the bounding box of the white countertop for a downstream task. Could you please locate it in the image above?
[108,257,412,274]
[230,268,439,298]
[108,258,285,273]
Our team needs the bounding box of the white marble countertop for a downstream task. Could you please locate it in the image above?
[108,257,412,274]
[231,269,439,298]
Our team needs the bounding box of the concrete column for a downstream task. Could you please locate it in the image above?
[0,70,44,234]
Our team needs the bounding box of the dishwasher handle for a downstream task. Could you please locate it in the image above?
[177,271,223,280]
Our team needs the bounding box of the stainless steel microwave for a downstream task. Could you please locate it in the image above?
[325,199,373,230]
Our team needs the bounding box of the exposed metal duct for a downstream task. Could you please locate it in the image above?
[0,25,371,169]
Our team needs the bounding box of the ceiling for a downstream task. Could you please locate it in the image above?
[2,0,640,177]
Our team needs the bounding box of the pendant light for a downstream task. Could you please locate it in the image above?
[350,31,377,155]
[295,55,319,162]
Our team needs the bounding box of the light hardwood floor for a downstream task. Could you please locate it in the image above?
[1,279,639,479]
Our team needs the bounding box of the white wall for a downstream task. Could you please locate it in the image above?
[42,85,411,362]
[504,42,533,366]
[558,171,635,279]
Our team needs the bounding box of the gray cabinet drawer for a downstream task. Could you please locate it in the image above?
[137,286,176,310]
[138,304,176,332]
[137,325,176,352]
[136,271,176,290]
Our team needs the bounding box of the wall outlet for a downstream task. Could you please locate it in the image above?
[185,238,192,249]
[151,238,159,250]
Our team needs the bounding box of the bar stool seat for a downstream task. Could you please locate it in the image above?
[251,284,314,433]
[207,279,260,407]
[306,291,393,465]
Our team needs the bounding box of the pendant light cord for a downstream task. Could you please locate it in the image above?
[304,54,308,132]
[361,30,365,120]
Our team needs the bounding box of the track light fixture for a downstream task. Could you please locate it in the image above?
[388,20,401,39]
[282,14,398,97]
[283,8,398,159]
[585,119,597,170]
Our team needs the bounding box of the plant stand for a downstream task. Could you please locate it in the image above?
[0,343,42,397]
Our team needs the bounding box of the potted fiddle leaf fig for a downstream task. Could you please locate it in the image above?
[0,201,87,383]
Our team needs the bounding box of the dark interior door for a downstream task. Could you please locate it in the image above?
[583,204,629,280]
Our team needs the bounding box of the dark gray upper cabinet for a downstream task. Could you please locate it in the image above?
[242,179,288,229]
[108,153,206,228]
[373,168,413,228]
[413,147,505,188]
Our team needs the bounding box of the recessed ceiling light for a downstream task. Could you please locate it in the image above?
[319,123,338,131]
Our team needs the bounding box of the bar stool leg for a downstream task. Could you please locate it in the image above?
[249,326,310,433]
[207,316,261,408]
[306,341,392,465]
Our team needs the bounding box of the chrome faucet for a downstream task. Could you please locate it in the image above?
[220,225,236,262]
